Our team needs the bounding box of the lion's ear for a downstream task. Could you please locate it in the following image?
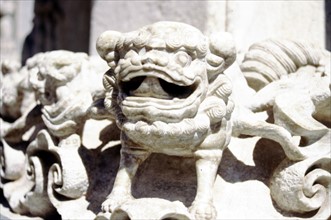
[96,31,123,69]
[207,32,236,79]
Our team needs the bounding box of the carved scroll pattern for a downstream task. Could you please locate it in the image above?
[0,130,90,218]
[270,156,331,218]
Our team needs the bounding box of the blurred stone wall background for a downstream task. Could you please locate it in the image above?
[0,0,330,64]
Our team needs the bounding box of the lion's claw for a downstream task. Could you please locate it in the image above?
[101,193,133,213]
[189,201,217,220]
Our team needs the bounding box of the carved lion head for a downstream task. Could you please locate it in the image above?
[98,21,235,124]
[27,51,93,137]
[28,51,88,106]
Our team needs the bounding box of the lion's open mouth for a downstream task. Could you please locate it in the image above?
[120,75,197,100]
[118,69,204,123]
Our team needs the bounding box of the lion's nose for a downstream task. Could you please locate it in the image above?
[141,51,158,64]
[141,57,154,65]
[141,51,168,67]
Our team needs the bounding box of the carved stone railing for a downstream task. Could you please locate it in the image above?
[1,22,330,220]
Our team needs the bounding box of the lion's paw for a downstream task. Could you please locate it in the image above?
[101,193,133,213]
[189,201,217,220]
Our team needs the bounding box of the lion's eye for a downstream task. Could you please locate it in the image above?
[175,51,191,67]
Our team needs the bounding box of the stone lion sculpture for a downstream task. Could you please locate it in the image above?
[0,60,35,130]
[1,50,110,217]
[96,21,330,220]
[2,50,107,142]
[96,21,236,219]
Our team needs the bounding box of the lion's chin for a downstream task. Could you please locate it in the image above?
[120,95,202,123]
[121,116,210,155]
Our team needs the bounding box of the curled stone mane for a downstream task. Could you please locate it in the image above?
[122,21,208,58]
[97,21,236,83]
[241,39,329,91]
[39,51,88,84]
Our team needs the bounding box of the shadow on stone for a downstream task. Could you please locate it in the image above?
[218,138,286,186]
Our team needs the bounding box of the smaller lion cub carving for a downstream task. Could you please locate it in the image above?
[96,21,236,220]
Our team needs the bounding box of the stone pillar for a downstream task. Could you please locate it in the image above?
[0,0,34,61]
[21,0,92,64]
[326,0,331,50]
[0,1,18,61]
[204,1,227,36]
